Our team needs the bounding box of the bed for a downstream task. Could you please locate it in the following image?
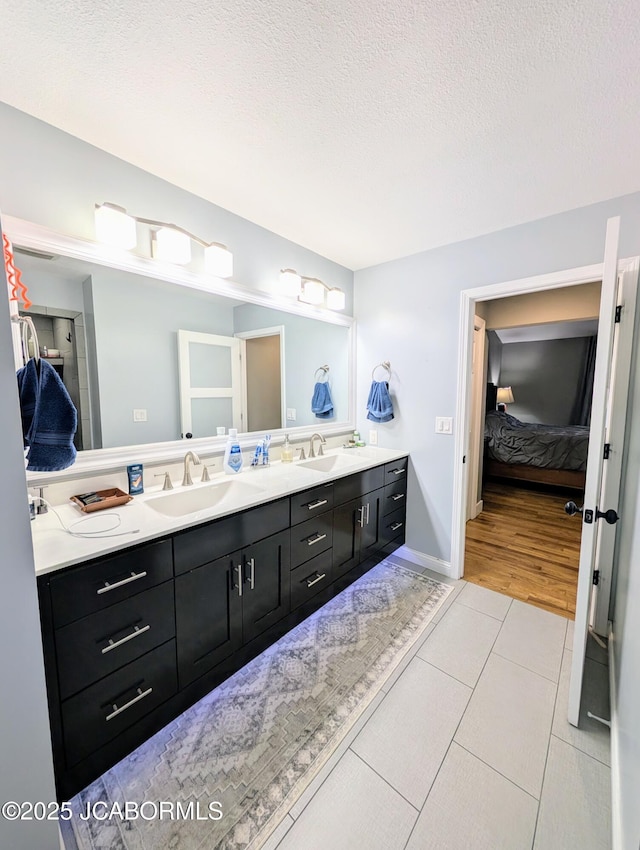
[483,410,588,489]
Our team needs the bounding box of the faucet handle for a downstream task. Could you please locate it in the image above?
[201,466,213,482]
[297,447,307,461]
[154,472,173,491]
[318,443,325,456]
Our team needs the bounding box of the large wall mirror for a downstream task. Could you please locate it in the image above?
[5,216,354,476]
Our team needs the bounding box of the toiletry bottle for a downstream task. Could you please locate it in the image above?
[281,433,293,463]
[223,428,244,474]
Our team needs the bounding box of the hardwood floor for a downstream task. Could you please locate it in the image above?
[464,480,582,619]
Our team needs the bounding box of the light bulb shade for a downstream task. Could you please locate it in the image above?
[154,227,192,265]
[326,287,346,310]
[497,386,514,404]
[95,204,137,250]
[205,243,233,278]
[279,268,302,297]
[301,278,325,305]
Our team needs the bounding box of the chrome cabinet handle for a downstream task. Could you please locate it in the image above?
[357,506,365,527]
[306,572,326,588]
[391,468,405,476]
[235,563,243,597]
[246,557,255,590]
[306,498,328,510]
[105,686,153,721]
[365,502,370,525]
[101,624,151,655]
[390,521,404,532]
[306,532,327,546]
[97,571,147,595]
[391,493,405,502]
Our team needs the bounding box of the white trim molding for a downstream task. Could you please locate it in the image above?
[608,621,622,850]
[392,545,456,579]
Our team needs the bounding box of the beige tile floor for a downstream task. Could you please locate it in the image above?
[264,557,612,850]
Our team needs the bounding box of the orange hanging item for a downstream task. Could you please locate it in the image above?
[3,233,32,309]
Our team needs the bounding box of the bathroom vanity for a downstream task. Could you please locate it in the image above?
[34,449,408,800]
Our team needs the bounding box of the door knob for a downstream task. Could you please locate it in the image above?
[596,507,619,525]
[564,501,583,517]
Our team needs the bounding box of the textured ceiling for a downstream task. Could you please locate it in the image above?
[1,0,640,269]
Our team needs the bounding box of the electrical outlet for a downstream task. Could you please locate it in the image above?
[435,416,453,434]
[286,408,297,421]
[369,429,378,445]
[133,408,147,422]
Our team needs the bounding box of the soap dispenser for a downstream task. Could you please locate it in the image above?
[223,429,244,474]
[281,433,293,463]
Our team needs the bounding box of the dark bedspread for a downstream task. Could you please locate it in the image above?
[484,411,589,472]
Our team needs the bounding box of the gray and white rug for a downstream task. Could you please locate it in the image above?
[63,560,452,850]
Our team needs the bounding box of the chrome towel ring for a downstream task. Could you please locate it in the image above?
[372,361,391,381]
[315,365,330,381]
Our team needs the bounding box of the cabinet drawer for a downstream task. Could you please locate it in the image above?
[291,512,333,568]
[383,479,407,516]
[290,549,333,610]
[380,506,407,545]
[384,457,408,484]
[174,498,290,575]
[50,540,173,628]
[55,581,175,700]
[333,465,384,505]
[61,640,177,767]
[290,483,334,526]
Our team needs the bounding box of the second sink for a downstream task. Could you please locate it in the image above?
[297,453,360,473]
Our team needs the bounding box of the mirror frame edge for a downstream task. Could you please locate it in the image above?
[3,215,357,485]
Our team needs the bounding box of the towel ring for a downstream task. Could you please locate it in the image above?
[315,365,330,381]
[12,314,40,364]
[372,361,391,381]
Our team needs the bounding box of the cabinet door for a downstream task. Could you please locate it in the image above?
[332,498,360,577]
[360,490,382,558]
[175,552,243,688]
[241,530,290,644]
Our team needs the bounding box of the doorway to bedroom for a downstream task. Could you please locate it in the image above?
[463,285,600,618]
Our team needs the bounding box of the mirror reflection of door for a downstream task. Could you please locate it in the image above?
[244,335,282,432]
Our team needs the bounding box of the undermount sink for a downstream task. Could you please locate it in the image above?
[297,453,360,473]
[145,479,264,518]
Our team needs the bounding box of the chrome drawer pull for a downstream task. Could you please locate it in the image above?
[357,506,365,527]
[391,468,405,476]
[306,572,326,588]
[105,686,153,721]
[391,493,405,501]
[97,571,147,595]
[390,521,404,532]
[246,557,255,590]
[306,532,327,546]
[306,498,328,510]
[102,624,151,654]
[235,564,243,598]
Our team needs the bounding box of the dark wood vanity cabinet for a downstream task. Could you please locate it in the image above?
[37,457,407,801]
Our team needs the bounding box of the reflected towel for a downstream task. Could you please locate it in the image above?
[366,381,394,423]
[311,381,334,418]
[17,358,77,471]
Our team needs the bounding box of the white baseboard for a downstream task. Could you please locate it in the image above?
[392,545,456,579]
[608,622,622,850]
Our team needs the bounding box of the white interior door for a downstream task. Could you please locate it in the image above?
[178,330,242,438]
[568,216,624,726]
[467,316,486,520]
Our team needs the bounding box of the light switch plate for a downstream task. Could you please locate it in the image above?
[133,408,147,422]
[286,408,297,421]
[369,429,378,445]
[435,416,453,434]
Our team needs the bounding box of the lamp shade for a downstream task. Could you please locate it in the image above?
[153,227,192,265]
[279,269,302,297]
[95,204,137,250]
[497,386,515,404]
[301,278,325,305]
[326,287,346,311]
[204,243,233,278]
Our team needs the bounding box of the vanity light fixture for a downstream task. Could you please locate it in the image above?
[278,268,346,311]
[94,203,233,277]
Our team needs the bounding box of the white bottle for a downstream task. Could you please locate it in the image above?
[223,428,243,474]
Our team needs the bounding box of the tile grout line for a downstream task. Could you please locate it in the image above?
[347,747,421,814]
[453,741,541,803]
[491,648,563,684]
[549,731,612,768]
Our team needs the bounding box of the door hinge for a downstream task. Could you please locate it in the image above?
[462,455,466,463]
[593,570,600,586]
[615,305,622,323]
[603,443,611,460]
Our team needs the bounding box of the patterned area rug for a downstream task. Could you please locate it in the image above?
[63,560,452,850]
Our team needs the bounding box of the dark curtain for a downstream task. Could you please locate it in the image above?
[571,336,597,426]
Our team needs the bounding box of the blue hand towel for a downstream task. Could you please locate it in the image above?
[17,358,77,471]
[366,381,394,423]
[311,381,334,418]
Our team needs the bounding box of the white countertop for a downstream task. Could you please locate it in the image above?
[32,447,409,577]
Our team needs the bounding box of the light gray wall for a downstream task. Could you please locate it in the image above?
[355,191,640,850]
[498,336,590,425]
[233,303,350,428]
[0,102,353,311]
[89,269,235,447]
[0,220,59,849]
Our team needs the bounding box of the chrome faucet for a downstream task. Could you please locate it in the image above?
[182,450,201,486]
[309,433,326,459]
